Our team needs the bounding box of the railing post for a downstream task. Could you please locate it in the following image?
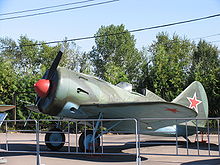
[68,121,70,152]
[135,119,141,165]
[218,119,220,156]
[5,120,8,151]
[36,120,40,165]
[84,122,87,153]
[175,120,178,155]
[207,120,210,156]
[76,121,78,153]
[195,119,200,155]
[185,120,189,155]
[101,120,103,154]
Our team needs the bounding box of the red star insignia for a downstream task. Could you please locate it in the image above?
[187,93,202,113]
[165,108,179,113]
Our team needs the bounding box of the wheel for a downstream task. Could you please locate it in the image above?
[45,128,65,151]
[79,130,100,152]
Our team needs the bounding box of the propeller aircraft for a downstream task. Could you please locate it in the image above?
[31,49,208,151]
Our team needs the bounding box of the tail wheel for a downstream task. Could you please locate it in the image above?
[45,128,65,151]
[79,130,100,152]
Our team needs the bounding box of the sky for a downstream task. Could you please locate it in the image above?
[0,0,220,52]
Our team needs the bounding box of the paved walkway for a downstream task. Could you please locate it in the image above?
[0,133,220,164]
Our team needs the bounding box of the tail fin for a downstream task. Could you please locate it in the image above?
[172,81,208,124]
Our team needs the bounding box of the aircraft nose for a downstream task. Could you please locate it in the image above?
[34,79,50,98]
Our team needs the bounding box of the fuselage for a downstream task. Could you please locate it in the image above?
[38,67,165,118]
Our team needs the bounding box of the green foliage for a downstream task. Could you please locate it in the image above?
[190,40,220,117]
[61,41,91,74]
[0,36,89,120]
[89,24,145,86]
[136,47,153,93]
[0,57,18,120]
[145,33,219,116]
[104,62,128,84]
[0,57,18,104]
[148,32,194,101]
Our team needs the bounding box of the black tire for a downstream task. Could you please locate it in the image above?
[45,128,65,151]
[79,130,100,152]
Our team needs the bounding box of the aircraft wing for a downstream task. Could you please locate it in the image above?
[0,113,7,127]
[80,102,197,129]
[0,105,15,112]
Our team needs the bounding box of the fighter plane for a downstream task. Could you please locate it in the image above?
[31,49,208,151]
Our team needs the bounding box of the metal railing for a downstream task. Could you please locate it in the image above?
[139,117,220,157]
[0,117,220,165]
[0,118,140,165]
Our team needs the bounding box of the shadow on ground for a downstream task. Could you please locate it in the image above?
[0,143,147,163]
[137,140,219,152]
[1,139,218,162]
[181,158,220,165]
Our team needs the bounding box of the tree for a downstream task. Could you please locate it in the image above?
[0,36,87,120]
[0,56,18,120]
[136,46,154,93]
[60,40,91,74]
[0,57,18,104]
[0,36,58,75]
[89,24,145,87]
[149,32,194,101]
[190,40,220,117]
[0,36,89,75]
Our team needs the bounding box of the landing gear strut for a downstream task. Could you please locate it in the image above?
[79,113,103,152]
[45,128,65,151]
[44,113,103,152]
[79,130,100,152]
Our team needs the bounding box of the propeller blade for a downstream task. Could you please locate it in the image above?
[47,48,64,80]
[34,48,64,106]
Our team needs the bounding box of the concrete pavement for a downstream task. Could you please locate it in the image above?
[1,133,220,165]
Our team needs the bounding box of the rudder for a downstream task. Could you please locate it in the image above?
[172,81,208,125]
